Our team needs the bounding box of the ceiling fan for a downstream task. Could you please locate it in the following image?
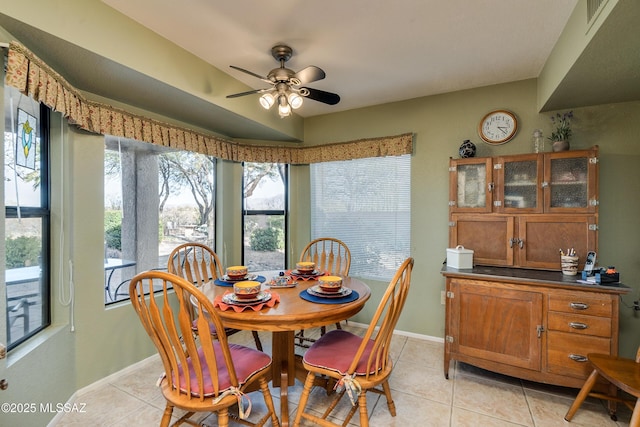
[226,44,340,117]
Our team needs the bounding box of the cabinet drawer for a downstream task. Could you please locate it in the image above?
[547,331,610,378]
[548,293,612,317]
[547,312,611,338]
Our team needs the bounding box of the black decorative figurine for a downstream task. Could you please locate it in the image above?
[459,140,476,158]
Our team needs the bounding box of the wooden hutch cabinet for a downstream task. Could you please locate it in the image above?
[443,146,630,390]
[449,147,599,270]
[441,267,630,389]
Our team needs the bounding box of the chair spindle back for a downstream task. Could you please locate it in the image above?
[300,237,351,276]
[129,270,238,402]
[349,257,413,379]
[168,242,224,286]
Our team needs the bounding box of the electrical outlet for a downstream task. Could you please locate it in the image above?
[441,290,446,305]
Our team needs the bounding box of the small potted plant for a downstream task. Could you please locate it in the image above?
[548,110,573,151]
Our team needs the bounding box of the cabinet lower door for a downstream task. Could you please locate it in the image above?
[450,280,542,370]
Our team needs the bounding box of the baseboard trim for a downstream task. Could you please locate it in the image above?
[347,321,445,343]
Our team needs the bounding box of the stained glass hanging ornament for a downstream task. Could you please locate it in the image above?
[16,108,37,169]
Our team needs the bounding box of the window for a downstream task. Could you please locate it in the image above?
[242,162,287,271]
[104,137,216,303]
[311,155,411,280]
[4,86,50,349]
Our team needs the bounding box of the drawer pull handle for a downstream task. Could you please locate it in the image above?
[569,354,588,362]
[569,322,588,330]
[569,302,589,310]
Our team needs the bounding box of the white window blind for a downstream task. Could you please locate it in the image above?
[310,155,411,281]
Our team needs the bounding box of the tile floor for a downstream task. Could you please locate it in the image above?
[53,325,632,426]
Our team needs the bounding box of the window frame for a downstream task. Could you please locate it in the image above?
[241,162,289,270]
[4,103,51,350]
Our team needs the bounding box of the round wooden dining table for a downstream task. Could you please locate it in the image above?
[199,271,371,426]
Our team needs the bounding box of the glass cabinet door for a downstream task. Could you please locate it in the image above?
[544,149,598,213]
[496,154,543,213]
[449,158,492,212]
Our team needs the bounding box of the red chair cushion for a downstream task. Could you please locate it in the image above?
[175,342,271,397]
[303,329,377,375]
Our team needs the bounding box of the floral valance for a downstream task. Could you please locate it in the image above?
[4,40,413,164]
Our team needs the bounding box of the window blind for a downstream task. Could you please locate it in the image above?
[310,154,411,281]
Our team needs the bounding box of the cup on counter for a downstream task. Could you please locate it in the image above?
[561,255,579,275]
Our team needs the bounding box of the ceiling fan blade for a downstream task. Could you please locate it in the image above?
[229,65,272,84]
[226,88,271,98]
[294,66,326,85]
[301,87,340,105]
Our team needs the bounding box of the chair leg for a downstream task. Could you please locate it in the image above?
[160,403,174,427]
[259,376,280,427]
[293,372,315,426]
[381,380,396,416]
[335,321,342,330]
[217,407,229,427]
[629,398,640,427]
[565,369,600,421]
[296,329,305,345]
[357,390,370,427]
[252,331,263,351]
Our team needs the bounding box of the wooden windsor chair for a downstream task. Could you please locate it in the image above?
[168,242,263,351]
[129,270,279,427]
[565,346,640,426]
[293,257,414,427]
[295,237,351,348]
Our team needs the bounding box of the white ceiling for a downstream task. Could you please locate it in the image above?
[102,0,579,118]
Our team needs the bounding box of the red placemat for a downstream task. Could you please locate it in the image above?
[214,291,280,312]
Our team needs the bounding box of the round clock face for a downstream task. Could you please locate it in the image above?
[478,110,518,144]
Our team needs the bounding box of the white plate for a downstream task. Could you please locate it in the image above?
[222,291,271,306]
[307,285,352,298]
[221,273,258,282]
[268,281,298,288]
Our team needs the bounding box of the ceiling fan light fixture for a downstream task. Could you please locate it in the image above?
[227,44,340,117]
[259,93,275,109]
[288,92,303,109]
[278,94,291,117]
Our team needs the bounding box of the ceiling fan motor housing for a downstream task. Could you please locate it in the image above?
[271,45,293,63]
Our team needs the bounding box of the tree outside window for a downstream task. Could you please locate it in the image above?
[104,138,215,303]
[243,162,287,271]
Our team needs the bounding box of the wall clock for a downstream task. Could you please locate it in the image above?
[478,109,518,144]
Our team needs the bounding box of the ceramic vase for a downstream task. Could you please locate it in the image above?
[458,140,476,158]
[552,140,570,152]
